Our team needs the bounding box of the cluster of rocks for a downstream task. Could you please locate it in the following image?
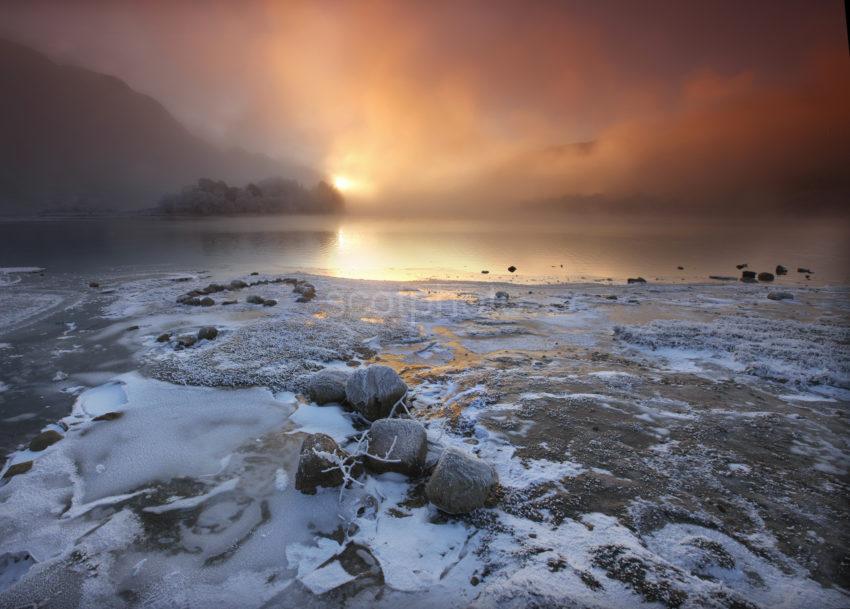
[156,326,219,349]
[175,276,316,307]
[294,365,498,514]
[738,264,813,283]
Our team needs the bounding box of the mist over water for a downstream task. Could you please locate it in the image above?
[1,213,847,284]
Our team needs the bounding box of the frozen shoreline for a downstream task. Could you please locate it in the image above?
[1,270,849,608]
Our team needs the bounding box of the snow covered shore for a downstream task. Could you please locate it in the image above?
[1,270,848,608]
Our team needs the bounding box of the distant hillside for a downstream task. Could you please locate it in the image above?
[0,38,318,214]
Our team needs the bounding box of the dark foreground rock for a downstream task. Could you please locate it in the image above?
[93,412,124,421]
[757,272,775,282]
[741,271,756,282]
[197,326,218,341]
[295,433,359,494]
[426,447,497,514]
[28,430,63,452]
[2,461,33,480]
[365,418,427,476]
[345,365,408,421]
[307,369,350,405]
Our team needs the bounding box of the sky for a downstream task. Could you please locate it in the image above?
[1,0,848,212]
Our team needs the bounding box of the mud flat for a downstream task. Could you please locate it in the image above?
[1,270,848,608]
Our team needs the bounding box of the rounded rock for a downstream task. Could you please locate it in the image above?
[197,326,218,341]
[425,447,497,514]
[307,369,350,405]
[365,418,427,476]
[295,433,357,494]
[345,365,407,421]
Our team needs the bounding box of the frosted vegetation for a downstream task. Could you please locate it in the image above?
[0,268,848,608]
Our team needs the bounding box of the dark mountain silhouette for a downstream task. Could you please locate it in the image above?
[0,38,318,214]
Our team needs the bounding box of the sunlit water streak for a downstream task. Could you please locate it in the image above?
[0,214,847,285]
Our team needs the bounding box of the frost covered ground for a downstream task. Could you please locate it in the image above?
[1,269,848,608]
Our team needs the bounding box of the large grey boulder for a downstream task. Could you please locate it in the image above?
[307,369,350,405]
[365,418,427,476]
[295,433,359,494]
[345,365,407,421]
[426,447,497,514]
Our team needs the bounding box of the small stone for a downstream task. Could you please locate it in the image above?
[495,291,509,300]
[2,461,33,480]
[28,430,63,452]
[262,299,277,307]
[93,411,124,421]
[156,333,171,343]
[741,270,757,282]
[250,271,259,276]
[197,326,218,341]
[176,334,197,348]
[307,369,350,405]
[426,447,497,514]
[627,277,646,284]
[507,266,517,273]
[199,297,215,306]
[767,291,794,301]
[126,325,139,332]
[798,267,812,274]
[757,272,775,282]
[295,433,360,494]
[246,295,265,305]
[345,365,408,421]
[775,265,788,275]
[88,281,99,288]
[365,418,427,476]
[481,270,489,274]
[736,263,748,270]
[229,279,247,289]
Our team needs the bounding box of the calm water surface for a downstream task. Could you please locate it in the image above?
[0,213,848,284]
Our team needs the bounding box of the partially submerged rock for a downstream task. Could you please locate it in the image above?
[2,461,32,480]
[767,291,794,301]
[176,334,197,349]
[757,272,775,282]
[93,411,124,421]
[295,433,358,494]
[345,365,407,421]
[708,275,737,281]
[246,295,266,305]
[365,418,427,476]
[798,267,813,274]
[775,265,788,275]
[307,369,350,405]
[156,332,171,343]
[627,277,647,284]
[741,270,757,282]
[28,430,63,452]
[199,297,215,307]
[495,291,509,300]
[229,279,248,289]
[197,326,218,341]
[262,299,277,307]
[425,447,497,514]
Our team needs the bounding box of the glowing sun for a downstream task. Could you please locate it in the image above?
[332,175,355,192]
